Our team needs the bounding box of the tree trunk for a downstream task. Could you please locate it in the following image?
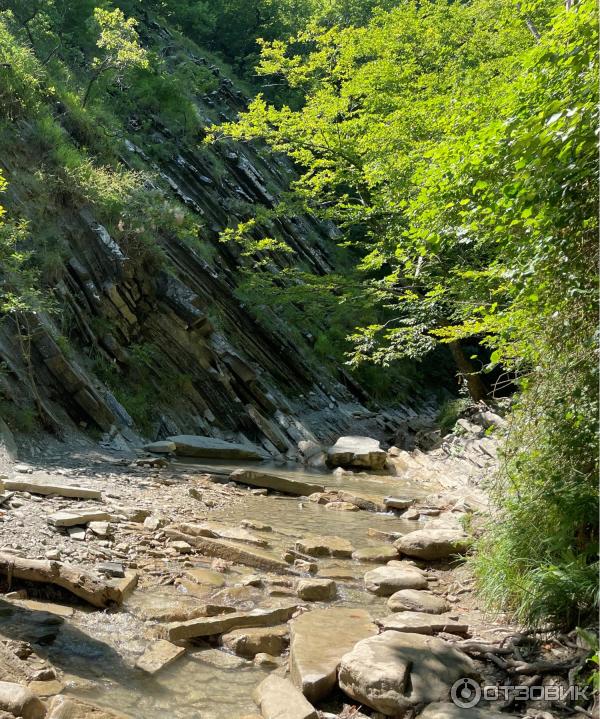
[448,340,488,402]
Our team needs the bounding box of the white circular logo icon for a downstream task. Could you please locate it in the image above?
[451,678,482,708]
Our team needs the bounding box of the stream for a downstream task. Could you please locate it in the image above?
[0,461,438,718]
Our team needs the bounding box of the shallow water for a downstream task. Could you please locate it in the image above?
[0,462,437,718]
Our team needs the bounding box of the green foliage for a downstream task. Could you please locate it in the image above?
[218,0,598,628]
[436,398,471,435]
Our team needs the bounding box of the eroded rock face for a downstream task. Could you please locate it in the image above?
[289,607,377,703]
[394,529,470,560]
[327,436,387,470]
[338,631,476,716]
[387,589,449,614]
[364,566,428,596]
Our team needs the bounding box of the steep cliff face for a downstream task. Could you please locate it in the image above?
[0,22,430,454]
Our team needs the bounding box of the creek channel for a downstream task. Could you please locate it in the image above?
[0,459,437,718]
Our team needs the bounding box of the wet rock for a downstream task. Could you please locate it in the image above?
[317,566,359,580]
[327,436,387,470]
[143,441,176,453]
[180,521,269,548]
[135,640,185,674]
[253,674,318,719]
[167,435,265,460]
[294,560,318,574]
[46,695,131,718]
[296,578,336,601]
[338,631,476,716]
[367,528,401,542]
[384,497,413,510]
[394,529,470,560]
[27,679,64,697]
[183,567,226,587]
[295,535,353,558]
[48,510,111,527]
[352,546,398,563]
[0,681,46,719]
[387,589,449,614]
[165,529,289,572]
[162,603,298,641]
[417,702,516,719]
[221,624,289,658]
[14,600,74,618]
[229,469,324,496]
[337,491,385,512]
[324,501,359,512]
[289,607,377,703]
[364,566,428,596]
[241,519,272,532]
[191,647,247,670]
[253,652,281,667]
[378,611,469,635]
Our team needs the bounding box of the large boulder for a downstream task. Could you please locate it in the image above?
[394,529,470,561]
[166,435,266,460]
[253,675,318,719]
[327,436,387,470]
[387,589,449,614]
[289,607,377,703]
[338,631,476,716]
[364,566,428,596]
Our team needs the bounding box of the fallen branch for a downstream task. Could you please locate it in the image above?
[0,553,122,608]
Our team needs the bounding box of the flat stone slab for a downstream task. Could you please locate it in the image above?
[339,631,475,716]
[337,491,385,512]
[180,521,269,547]
[230,469,325,497]
[163,603,298,641]
[295,535,353,558]
[352,545,398,563]
[165,528,289,573]
[135,640,185,674]
[289,607,377,703]
[253,674,318,719]
[48,511,111,527]
[143,441,176,454]
[378,611,469,635]
[418,703,518,719]
[13,599,74,618]
[327,435,387,470]
[167,435,265,460]
[221,624,289,658]
[5,479,101,500]
[364,566,428,596]
[387,589,449,614]
[394,529,470,560]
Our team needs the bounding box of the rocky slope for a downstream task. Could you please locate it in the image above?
[0,21,433,455]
